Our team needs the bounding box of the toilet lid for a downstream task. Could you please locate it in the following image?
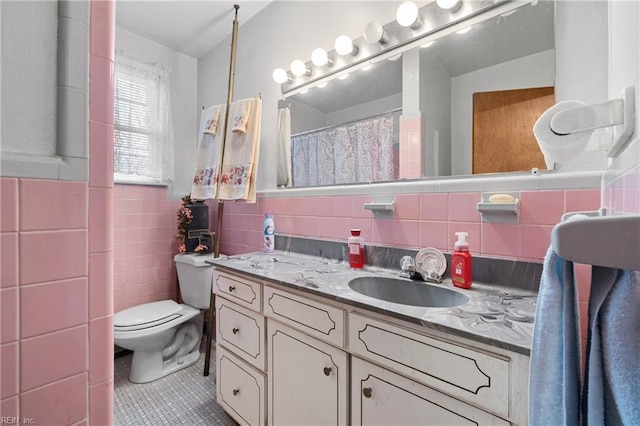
[114,300,183,330]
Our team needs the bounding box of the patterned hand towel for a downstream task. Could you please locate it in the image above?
[583,267,640,425]
[191,105,225,200]
[216,97,262,203]
[203,106,220,135]
[529,246,581,425]
[230,98,250,133]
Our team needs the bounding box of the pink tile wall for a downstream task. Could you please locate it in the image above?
[399,115,423,179]
[113,184,183,313]
[0,179,93,424]
[0,1,116,423]
[216,188,602,262]
[604,163,640,215]
[87,0,116,423]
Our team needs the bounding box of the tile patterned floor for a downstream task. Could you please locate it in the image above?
[114,345,237,426]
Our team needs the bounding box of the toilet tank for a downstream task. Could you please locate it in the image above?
[174,254,214,309]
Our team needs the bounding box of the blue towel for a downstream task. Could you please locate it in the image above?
[529,246,581,425]
[583,267,640,425]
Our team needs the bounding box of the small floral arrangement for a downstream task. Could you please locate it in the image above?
[176,195,195,249]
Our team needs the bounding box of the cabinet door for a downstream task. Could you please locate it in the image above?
[351,357,509,426]
[216,346,266,426]
[349,312,510,416]
[268,320,348,425]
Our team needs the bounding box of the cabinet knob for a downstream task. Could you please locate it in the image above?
[232,388,239,396]
[362,387,372,398]
[232,327,239,334]
[323,367,332,376]
[228,286,235,292]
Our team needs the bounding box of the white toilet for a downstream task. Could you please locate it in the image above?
[114,253,213,383]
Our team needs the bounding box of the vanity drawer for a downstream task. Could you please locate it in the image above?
[216,345,266,426]
[263,286,345,348]
[216,297,266,371]
[213,271,262,312]
[348,313,510,417]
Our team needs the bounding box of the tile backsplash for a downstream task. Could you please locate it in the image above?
[213,188,602,263]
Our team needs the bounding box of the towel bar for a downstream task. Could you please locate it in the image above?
[552,214,640,270]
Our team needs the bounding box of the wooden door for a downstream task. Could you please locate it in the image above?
[473,87,554,174]
[268,320,349,425]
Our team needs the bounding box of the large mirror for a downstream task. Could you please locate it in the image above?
[280,1,555,188]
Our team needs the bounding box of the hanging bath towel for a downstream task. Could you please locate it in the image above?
[529,246,581,426]
[216,97,262,203]
[583,266,640,425]
[191,104,225,200]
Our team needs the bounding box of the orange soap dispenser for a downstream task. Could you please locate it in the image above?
[452,232,472,289]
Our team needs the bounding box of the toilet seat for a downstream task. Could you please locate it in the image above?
[115,300,187,332]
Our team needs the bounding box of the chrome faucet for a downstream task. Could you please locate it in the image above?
[400,255,444,283]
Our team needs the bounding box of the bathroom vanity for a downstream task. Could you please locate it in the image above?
[208,251,535,425]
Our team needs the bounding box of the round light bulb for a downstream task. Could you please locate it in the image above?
[272,68,288,84]
[290,59,309,77]
[436,0,462,11]
[364,21,387,44]
[396,1,420,27]
[335,35,356,56]
[311,48,330,67]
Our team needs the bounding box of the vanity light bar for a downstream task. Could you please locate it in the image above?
[274,0,515,93]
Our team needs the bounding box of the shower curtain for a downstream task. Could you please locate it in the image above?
[291,115,394,187]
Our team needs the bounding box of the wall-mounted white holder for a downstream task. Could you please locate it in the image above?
[552,212,639,270]
[476,192,520,223]
[364,195,395,219]
[550,85,635,159]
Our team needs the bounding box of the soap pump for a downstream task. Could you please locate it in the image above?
[451,232,472,289]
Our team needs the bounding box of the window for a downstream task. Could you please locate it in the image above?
[113,53,174,184]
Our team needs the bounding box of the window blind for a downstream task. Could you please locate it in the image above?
[113,54,173,184]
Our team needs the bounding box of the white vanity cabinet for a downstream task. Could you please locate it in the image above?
[213,268,530,426]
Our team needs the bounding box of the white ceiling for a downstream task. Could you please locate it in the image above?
[115,0,272,58]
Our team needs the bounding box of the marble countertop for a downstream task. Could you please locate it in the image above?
[206,250,537,355]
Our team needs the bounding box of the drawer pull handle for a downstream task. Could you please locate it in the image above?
[228,286,236,292]
[323,367,332,376]
[362,387,372,398]
[232,327,239,334]
[232,388,240,396]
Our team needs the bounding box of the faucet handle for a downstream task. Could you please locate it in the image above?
[400,256,416,277]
